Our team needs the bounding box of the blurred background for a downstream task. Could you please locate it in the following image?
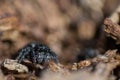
[0,0,120,64]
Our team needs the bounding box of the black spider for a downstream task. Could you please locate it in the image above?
[16,42,58,64]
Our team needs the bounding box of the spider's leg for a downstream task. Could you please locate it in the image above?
[16,52,25,63]
[31,50,37,63]
[52,55,59,63]
[16,48,29,63]
[44,52,51,62]
[50,51,59,63]
[37,52,44,64]
[54,56,59,63]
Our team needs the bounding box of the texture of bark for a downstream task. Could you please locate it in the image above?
[104,18,120,44]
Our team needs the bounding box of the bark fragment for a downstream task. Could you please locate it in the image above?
[104,18,120,44]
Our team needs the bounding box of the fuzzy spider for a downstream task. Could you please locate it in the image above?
[16,42,58,64]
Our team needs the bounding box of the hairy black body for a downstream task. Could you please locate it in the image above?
[16,42,58,64]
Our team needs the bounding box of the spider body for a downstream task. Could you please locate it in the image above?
[16,42,58,64]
